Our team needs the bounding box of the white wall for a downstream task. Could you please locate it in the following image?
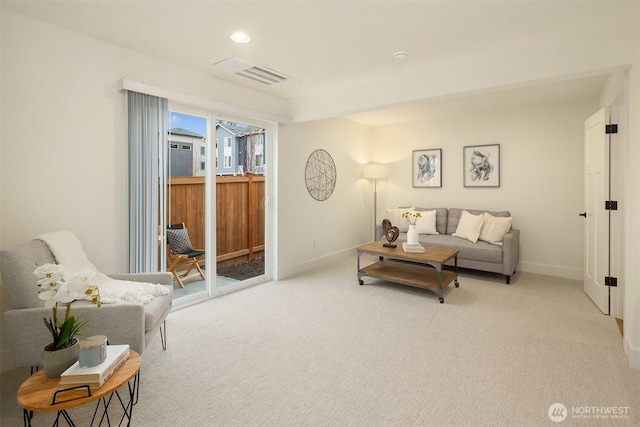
[0,11,287,268]
[0,12,287,367]
[371,99,598,279]
[276,118,370,279]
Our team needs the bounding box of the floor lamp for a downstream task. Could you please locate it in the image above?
[362,164,389,241]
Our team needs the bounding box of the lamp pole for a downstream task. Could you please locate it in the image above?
[363,164,389,242]
[372,178,378,241]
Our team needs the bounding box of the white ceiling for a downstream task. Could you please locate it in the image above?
[345,75,609,125]
[1,0,617,125]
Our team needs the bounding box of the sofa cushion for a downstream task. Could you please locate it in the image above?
[447,208,511,235]
[415,207,448,235]
[408,209,438,235]
[143,288,173,333]
[479,213,512,246]
[385,207,415,232]
[452,210,484,243]
[419,234,503,264]
[166,228,195,254]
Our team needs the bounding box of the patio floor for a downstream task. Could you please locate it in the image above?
[171,258,264,299]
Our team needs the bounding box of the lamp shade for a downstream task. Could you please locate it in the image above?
[362,164,389,180]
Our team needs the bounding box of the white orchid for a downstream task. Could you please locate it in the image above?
[34,263,101,350]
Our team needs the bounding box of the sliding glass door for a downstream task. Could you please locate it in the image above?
[164,108,209,302]
[214,118,268,289]
[162,105,271,305]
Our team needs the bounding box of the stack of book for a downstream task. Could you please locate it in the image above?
[59,344,130,389]
[402,242,425,253]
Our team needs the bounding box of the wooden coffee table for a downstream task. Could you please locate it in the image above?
[356,241,459,303]
[17,350,141,427]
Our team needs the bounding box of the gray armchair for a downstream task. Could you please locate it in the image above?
[1,237,173,369]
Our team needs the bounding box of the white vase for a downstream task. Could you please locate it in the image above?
[407,224,419,245]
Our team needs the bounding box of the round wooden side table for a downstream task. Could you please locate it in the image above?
[17,350,141,427]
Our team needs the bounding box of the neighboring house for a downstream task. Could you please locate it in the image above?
[168,127,206,177]
[169,123,265,177]
[216,122,265,175]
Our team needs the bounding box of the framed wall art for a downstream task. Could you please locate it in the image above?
[412,149,442,188]
[463,144,500,187]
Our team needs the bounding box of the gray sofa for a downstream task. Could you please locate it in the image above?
[1,238,173,368]
[385,207,519,284]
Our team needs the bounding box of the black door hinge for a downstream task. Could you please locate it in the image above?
[606,124,618,134]
[605,276,618,287]
[605,201,618,210]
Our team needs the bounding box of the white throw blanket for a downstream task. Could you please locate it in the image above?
[37,230,170,305]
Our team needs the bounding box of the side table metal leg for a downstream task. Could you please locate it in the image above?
[121,371,140,426]
[132,369,140,405]
[90,394,113,426]
[59,410,76,426]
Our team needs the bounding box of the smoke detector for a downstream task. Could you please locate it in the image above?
[393,51,409,62]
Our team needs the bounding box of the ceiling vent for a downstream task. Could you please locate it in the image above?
[212,56,299,87]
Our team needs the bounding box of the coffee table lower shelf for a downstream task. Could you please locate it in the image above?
[359,261,458,303]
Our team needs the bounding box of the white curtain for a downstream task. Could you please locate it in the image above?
[127,91,168,273]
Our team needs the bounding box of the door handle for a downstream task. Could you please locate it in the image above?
[579,212,587,218]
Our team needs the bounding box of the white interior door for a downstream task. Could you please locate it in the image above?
[584,107,610,314]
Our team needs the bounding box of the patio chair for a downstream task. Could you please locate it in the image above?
[166,223,205,288]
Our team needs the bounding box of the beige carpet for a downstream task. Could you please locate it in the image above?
[2,255,640,426]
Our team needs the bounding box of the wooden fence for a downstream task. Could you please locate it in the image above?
[166,174,265,268]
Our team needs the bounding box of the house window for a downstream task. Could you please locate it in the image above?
[170,143,179,150]
[181,144,192,151]
[255,154,264,166]
[200,161,206,170]
[223,136,232,170]
[200,146,206,156]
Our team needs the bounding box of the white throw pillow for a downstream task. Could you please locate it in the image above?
[385,208,415,232]
[452,210,484,243]
[411,210,439,235]
[479,213,512,246]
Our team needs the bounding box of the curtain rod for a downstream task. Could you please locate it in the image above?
[118,78,291,125]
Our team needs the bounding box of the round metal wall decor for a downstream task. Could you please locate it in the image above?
[305,149,337,201]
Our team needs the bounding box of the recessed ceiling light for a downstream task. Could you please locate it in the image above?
[231,32,251,43]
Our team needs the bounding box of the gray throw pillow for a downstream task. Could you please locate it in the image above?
[167,228,194,254]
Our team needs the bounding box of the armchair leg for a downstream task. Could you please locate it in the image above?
[505,275,511,285]
[160,320,167,350]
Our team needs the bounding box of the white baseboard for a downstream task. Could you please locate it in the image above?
[275,248,353,280]
[624,336,640,370]
[276,255,583,282]
[519,261,583,280]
